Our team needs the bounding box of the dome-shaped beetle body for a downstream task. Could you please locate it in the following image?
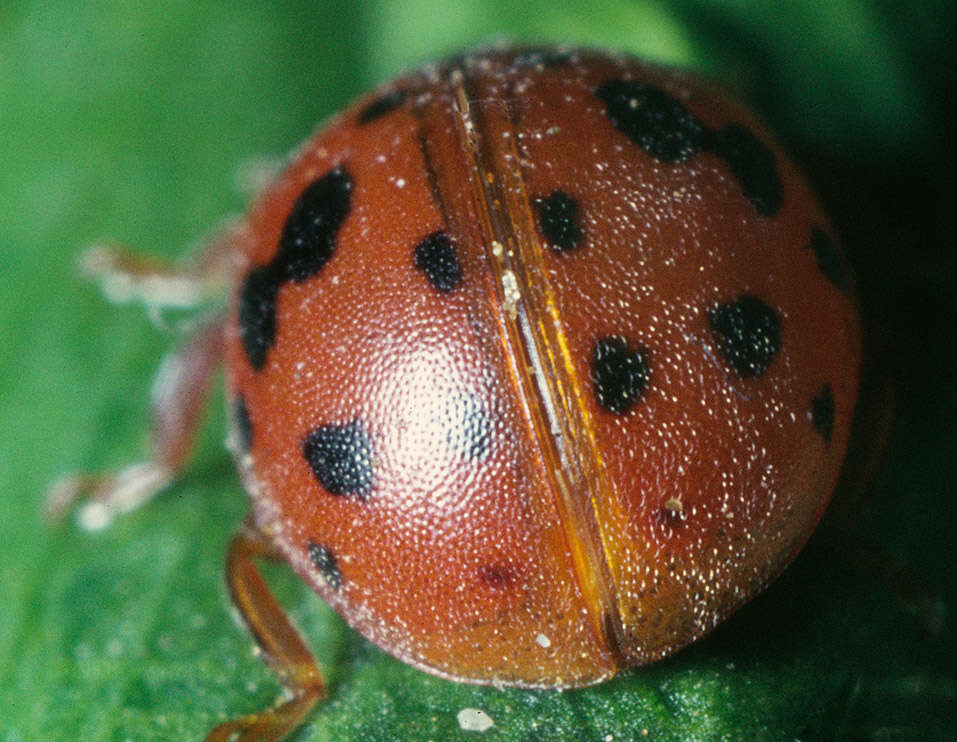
[224,47,860,689]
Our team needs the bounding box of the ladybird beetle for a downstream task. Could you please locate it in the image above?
[50,46,860,740]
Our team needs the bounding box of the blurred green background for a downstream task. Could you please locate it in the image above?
[1,1,955,740]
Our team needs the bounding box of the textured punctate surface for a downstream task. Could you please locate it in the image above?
[225,48,860,685]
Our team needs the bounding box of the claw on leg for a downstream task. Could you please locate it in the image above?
[205,520,325,742]
[204,693,320,742]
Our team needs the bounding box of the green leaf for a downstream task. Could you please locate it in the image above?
[2,1,955,740]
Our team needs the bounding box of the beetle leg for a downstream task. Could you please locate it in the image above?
[205,519,325,742]
[79,217,247,314]
[45,315,225,529]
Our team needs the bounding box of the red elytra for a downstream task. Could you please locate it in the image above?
[53,47,860,740]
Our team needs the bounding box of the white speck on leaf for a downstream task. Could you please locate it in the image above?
[457,707,494,732]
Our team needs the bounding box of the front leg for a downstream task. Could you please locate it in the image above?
[206,519,326,742]
[79,218,245,314]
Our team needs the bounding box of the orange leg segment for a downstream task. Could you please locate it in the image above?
[206,519,325,742]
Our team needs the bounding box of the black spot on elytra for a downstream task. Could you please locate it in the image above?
[709,295,781,378]
[414,231,462,292]
[807,226,851,293]
[238,266,280,371]
[443,393,492,459]
[358,89,407,124]
[307,541,342,590]
[302,419,374,498]
[596,80,705,162]
[534,190,583,252]
[234,395,253,453]
[592,336,652,414]
[811,383,835,443]
[711,125,781,216]
[239,166,352,370]
[278,168,353,282]
[596,79,783,216]
[478,563,517,589]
